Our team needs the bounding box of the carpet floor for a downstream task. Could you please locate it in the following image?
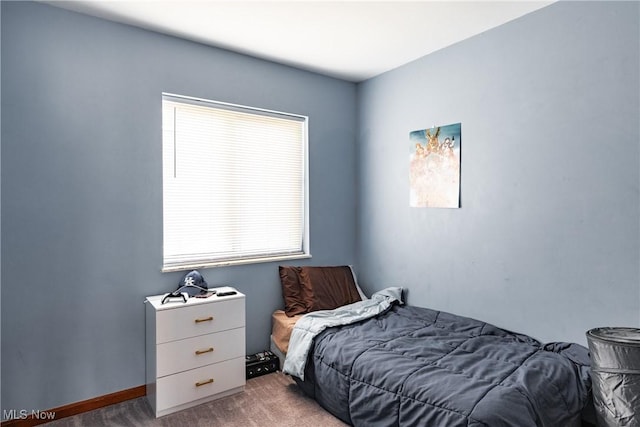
[43,372,348,427]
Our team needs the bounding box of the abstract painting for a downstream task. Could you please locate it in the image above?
[409,123,461,208]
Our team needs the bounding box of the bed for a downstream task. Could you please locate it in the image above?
[272,266,593,427]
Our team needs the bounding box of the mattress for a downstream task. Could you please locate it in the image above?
[271,309,302,354]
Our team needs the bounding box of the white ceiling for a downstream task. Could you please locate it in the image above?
[43,1,554,82]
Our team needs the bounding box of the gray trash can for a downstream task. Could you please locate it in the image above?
[587,327,640,426]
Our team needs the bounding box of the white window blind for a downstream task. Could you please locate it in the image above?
[162,94,309,271]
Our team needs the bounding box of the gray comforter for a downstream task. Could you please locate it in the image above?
[284,287,403,380]
[290,301,592,427]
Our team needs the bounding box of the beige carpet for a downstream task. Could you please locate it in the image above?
[43,372,348,427]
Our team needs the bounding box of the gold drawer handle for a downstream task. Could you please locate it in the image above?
[195,378,214,387]
[194,316,213,323]
[195,347,214,355]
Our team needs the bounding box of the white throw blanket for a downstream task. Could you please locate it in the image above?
[283,287,403,380]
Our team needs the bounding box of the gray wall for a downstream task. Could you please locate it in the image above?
[356,1,639,346]
[1,2,356,412]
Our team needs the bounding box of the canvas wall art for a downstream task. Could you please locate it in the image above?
[409,123,461,208]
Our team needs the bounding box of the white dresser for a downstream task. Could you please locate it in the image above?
[145,287,246,417]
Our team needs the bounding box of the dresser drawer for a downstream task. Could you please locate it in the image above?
[155,297,245,344]
[156,327,245,377]
[156,357,245,412]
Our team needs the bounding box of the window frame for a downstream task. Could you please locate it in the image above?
[161,93,311,272]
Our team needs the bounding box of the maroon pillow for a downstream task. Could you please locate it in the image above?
[299,266,361,312]
[279,266,307,317]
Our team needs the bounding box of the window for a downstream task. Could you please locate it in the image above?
[162,93,309,271]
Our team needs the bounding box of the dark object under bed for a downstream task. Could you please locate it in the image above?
[293,304,592,427]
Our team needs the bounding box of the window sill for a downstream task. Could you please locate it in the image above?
[162,253,312,273]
